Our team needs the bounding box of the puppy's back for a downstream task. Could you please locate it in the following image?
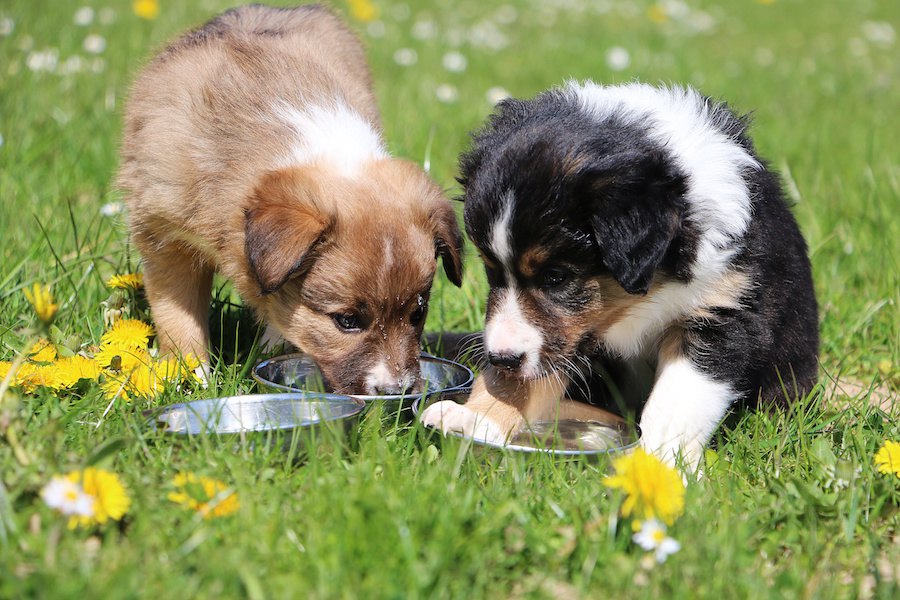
[119,4,379,264]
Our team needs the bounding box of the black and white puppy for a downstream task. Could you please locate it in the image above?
[421,81,819,468]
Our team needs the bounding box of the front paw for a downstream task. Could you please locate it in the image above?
[419,401,506,444]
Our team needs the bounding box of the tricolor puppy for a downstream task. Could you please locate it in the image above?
[118,5,462,394]
[421,81,818,468]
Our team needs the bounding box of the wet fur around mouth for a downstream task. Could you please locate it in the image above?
[441,81,819,467]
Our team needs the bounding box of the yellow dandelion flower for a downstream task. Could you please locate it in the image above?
[132,0,159,20]
[348,0,378,23]
[106,273,144,290]
[94,344,151,370]
[28,339,57,362]
[65,468,130,528]
[14,362,63,391]
[647,4,668,24]
[24,283,58,325]
[102,362,164,401]
[158,354,201,381]
[100,319,154,349]
[875,440,900,478]
[0,361,11,381]
[603,448,685,525]
[168,472,240,519]
[54,355,102,388]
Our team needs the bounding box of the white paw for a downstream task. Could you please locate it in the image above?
[419,401,506,444]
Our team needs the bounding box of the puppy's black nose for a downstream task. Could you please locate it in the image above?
[488,352,524,370]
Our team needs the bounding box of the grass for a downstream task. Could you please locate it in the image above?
[1,0,898,597]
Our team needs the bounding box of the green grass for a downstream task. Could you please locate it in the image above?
[1,0,899,597]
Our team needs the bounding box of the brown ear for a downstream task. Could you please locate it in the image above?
[245,170,332,294]
[430,201,464,287]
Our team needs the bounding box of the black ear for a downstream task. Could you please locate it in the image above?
[573,150,686,295]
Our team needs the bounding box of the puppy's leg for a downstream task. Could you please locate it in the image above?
[420,368,567,443]
[639,354,737,471]
[141,244,214,365]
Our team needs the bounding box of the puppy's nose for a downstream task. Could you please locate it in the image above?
[488,352,524,370]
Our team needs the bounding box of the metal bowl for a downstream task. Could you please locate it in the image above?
[252,354,474,409]
[153,392,365,435]
[412,394,639,457]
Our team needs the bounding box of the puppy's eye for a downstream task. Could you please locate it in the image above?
[332,313,362,332]
[410,295,428,327]
[540,267,570,289]
[410,305,427,327]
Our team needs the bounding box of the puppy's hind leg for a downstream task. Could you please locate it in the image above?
[141,243,214,370]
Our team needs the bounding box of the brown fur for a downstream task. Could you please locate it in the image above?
[118,5,462,393]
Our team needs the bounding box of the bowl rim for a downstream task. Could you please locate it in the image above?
[151,392,367,435]
[251,352,475,402]
[410,395,641,456]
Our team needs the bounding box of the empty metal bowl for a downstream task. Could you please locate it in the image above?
[252,354,474,410]
[153,392,365,436]
[412,394,639,457]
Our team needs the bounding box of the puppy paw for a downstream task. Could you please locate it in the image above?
[420,401,506,444]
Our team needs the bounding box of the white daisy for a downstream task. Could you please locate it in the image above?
[83,34,106,54]
[632,519,681,564]
[41,477,95,517]
[74,7,94,26]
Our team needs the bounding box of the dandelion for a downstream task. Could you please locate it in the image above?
[132,0,159,20]
[106,273,144,290]
[393,48,417,67]
[100,201,123,217]
[100,319,154,349]
[442,51,467,73]
[348,0,378,23]
[875,440,900,478]
[0,361,11,381]
[435,84,459,104]
[605,46,631,72]
[603,448,685,525]
[0,17,14,37]
[486,86,510,105]
[647,4,668,24]
[65,468,130,528]
[94,344,151,370]
[73,7,94,26]
[168,473,240,519]
[632,519,681,563]
[41,476,94,517]
[53,355,102,388]
[83,34,106,55]
[14,362,62,391]
[28,339,57,362]
[24,283,58,325]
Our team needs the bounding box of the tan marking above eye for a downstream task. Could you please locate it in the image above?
[518,246,550,278]
[478,250,499,271]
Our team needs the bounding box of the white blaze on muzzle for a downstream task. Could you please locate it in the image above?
[484,288,544,378]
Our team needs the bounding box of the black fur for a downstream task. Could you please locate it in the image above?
[460,85,819,414]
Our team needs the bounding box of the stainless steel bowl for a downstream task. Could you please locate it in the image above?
[252,354,474,409]
[412,394,639,457]
[153,392,365,435]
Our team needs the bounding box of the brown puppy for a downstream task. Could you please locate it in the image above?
[118,4,463,394]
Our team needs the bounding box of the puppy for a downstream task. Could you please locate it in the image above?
[118,5,463,394]
[421,81,819,468]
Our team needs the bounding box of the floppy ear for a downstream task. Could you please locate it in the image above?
[573,150,686,295]
[244,170,332,294]
[430,201,464,287]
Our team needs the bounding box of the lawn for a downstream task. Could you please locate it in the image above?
[1,0,898,598]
